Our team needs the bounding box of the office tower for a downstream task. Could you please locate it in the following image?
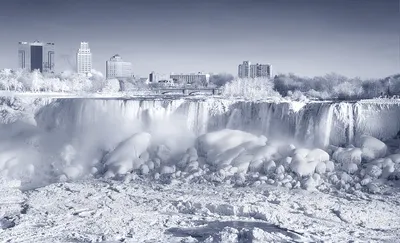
[18,41,55,73]
[106,54,132,79]
[149,71,157,82]
[238,61,250,78]
[77,42,92,74]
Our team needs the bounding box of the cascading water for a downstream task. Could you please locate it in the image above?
[33,98,400,147]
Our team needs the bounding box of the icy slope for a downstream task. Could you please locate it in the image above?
[35,98,400,147]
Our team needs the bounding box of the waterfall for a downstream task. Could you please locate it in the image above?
[34,98,400,147]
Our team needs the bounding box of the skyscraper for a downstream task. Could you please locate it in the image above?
[106,54,132,79]
[76,42,92,74]
[18,41,55,73]
[238,61,250,78]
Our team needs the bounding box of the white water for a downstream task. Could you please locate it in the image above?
[34,98,400,147]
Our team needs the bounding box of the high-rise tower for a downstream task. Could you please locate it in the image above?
[76,42,92,74]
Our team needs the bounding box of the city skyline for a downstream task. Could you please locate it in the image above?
[0,0,398,79]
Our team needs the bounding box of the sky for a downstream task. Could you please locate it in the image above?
[0,0,398,79]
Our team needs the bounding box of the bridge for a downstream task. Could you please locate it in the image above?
[154,88,222,96]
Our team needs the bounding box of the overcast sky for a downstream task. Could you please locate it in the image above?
[0,0,398,78]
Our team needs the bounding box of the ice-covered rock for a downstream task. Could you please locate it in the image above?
[140,164,150,175]
[356,135,387,161]
[63,165,82,180]
[326,161,335,172]
[212,146,246,167]
[333,148,362,165]
[315,161,327,174]
[289,148,329,177]
[388,154,400,164]
[248,159,264,172]
[251,145,279,161]
[231,153,253,173]
[196,129,260,156]
[104,132,151,175]
[342,163,358,174]
[263,160,276,174]
[306,149,330,163]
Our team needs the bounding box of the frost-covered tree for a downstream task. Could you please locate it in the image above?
[102,79,120,93]
[222,77,281,100]
[209,73,234,87]
[0,69,13,90]
[30,70,45,92]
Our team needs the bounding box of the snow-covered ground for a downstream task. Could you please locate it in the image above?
[0,95,400,242]
[1,176,399,242]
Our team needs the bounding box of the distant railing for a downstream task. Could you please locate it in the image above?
[155,88,222,96]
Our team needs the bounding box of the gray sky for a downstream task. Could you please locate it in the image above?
[0,0,398,78]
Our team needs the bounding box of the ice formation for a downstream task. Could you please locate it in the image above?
[34,98,400,148]
[0,96,398,194]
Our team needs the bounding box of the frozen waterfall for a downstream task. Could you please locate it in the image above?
[34,98,400,148]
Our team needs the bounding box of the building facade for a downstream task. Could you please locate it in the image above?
[106,54,132,79]
[18,41,55,73]
[258,64,272,78]
[238,61,251,78]
[76,42,92,74]
[170,72,210,85]
[238,61,272,79]
[149,71,157,82]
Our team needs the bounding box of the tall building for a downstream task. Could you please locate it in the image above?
[76,42,92,74]
[170,72,210,85]
[238,61,251,78]
[106,54,132,79]
[18,41,55,73]
[238,61,272,79]
[258,64,272,78]
[149,71,157,82]
[250,64,258,78]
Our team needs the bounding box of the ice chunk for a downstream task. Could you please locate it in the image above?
[332,148,362,165]
[251,145,279,161]
[212,146,246,167]
[263,160,276,174]
[388,154,400,164]
[63,165,82,179]
[105,132,151,164]
[248,159,264,172]
[140,164,150,175]
[104,132,151,175]
[277,144,296,157]
[197,129,260,156]
[315,161,327,174]
[357,135,387,161]
[290,153,319,177]
[342,163,358,174]
[231,153,253,173]
[306,148,330,163]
